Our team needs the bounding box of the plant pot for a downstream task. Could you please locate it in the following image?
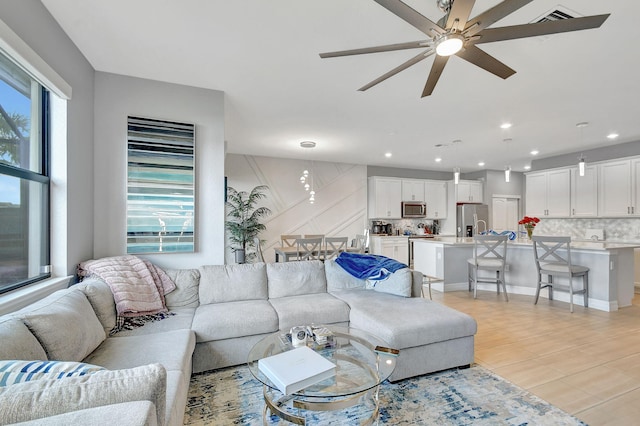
[235,249,245,264]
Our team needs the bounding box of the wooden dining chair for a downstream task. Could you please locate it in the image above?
[323,236,348,260]
[295,237,323,261]
[280,234,301,248]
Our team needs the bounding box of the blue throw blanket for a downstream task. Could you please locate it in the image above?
[335,252,408,281]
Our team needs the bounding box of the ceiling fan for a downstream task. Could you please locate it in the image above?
[319,0,610,97]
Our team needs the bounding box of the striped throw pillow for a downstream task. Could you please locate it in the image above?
[0,360,105,387]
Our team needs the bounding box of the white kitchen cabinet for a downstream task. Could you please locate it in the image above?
[525,169,570,217]
[597,159,640,216]
[456,180,483,203]
[424,180,447,219]
[571,165,598,217]
[369,236,408,265]
[401,179,425,201]
[368,177,402,219]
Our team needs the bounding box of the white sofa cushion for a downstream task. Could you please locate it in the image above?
[75,278,117,333]
[17,289,106,361]
[324,259,366,292]
[267,260,327,298]
[164,268,200,309]
[199,263,267,304]
[269,293,350,331]
[192,300,278,341]
[365,268,413,297]
[0,363,166,425]
[0,360,104,386]
[0,318,47,361]
[9,401,158,426]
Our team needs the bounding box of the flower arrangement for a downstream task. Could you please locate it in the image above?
[518,216,540,239]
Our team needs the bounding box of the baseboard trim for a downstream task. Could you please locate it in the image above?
[438,281,618,312]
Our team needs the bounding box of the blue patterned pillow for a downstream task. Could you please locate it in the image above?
[0,360,105,387]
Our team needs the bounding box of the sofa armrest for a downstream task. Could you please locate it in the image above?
[0,364,166,425]
[9,401,158,426]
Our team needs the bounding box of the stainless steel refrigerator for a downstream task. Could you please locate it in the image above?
[456,204,489,237]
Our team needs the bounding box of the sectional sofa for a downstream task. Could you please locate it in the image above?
[0,259,477,425]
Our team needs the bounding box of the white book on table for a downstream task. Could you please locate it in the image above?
[258,346,336,395]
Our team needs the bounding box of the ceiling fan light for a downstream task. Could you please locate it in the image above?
[435,34,464,56]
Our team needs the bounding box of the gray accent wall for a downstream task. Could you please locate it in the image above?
[93,72,226,268]
[1,0,95,276]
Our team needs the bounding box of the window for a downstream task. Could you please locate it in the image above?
[0,52,50,294]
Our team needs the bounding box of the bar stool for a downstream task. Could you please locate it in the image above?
[532,236,589,313]
[467,234,509,301]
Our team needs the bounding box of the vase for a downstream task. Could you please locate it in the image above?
[526,227,534,240]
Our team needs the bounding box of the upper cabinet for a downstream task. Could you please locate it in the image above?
[598,159,640,216]
[401,179,425,201]
[424,180,447,219]
[456,180,483,203]
[368,177,402,219]
[525,169,570,217]
[571,165,598,217]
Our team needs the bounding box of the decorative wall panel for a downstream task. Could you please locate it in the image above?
[126,116,195,253]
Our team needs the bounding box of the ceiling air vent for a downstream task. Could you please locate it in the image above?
[532,6,580,24]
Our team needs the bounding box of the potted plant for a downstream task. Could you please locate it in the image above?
[225,185,272,263]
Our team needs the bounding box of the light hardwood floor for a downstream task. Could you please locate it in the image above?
[435,289,640,425]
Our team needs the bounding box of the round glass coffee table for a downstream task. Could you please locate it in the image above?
[247,325,398,425]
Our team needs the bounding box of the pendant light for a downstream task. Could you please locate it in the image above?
[503,138,512,183]
[576,122,588,177]
[452,140,462,185]
[299,141,317,203]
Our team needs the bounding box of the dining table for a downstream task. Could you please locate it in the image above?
[273,245,362,262]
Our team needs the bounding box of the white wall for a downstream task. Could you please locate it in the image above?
[93,72,226,268]
[225,154,367,263]
[0,0,95,276]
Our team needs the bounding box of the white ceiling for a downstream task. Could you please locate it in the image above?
[41,0,640,173]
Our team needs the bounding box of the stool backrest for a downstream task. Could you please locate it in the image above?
[532,236,573,274]
[472,234,508,266]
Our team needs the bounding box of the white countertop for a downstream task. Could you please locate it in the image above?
[411,236,640,251]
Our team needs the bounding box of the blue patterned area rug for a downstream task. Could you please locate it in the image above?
[184,365,584,425]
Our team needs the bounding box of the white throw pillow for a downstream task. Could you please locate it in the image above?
[0,360,105,387]
[366,268,412,297]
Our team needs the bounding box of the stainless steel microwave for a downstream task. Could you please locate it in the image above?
[402,202,426,218]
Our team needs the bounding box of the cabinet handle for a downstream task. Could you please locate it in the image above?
[572,209,575,216]
[628,207,631,215]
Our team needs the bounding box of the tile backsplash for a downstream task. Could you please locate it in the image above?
[534,218,640,242]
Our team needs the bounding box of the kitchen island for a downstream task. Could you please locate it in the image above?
[413,237,640,312]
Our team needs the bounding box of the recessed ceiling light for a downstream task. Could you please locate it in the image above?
[500,123,512,129]
[478,162,485,167]
[607,133,619,140]
[524,165,531,170]
[384,152,392,158]
[530,150,539,156]
[435,157,442,163]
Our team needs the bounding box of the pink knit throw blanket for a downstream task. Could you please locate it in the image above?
[78,255,176,317]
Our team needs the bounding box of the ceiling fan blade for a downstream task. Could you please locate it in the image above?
[421,55,449,97]
[374,0,445,37]
[446,0,476,31]
[320,41,430,58]
[456,44,516,79]
[475,14,610,44]
[465,0,533,36]
[359,50,435,92]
